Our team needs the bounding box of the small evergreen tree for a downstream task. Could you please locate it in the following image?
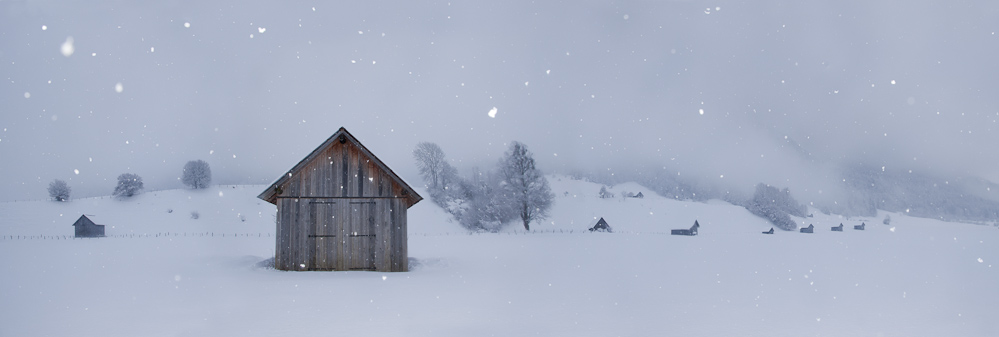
[48,179,71,201]
[883,214,891,225]
[182,160,212,189]
[113,173,144,198]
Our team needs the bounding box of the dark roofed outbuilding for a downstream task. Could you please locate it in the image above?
[72,215,105,238]
[259,127,422,272]
[589,217,612,232]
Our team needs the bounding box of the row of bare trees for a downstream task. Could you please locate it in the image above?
[414,141,554,231]
[47,160,212,201]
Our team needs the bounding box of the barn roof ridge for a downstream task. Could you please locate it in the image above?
[257,127,423,206]
[72,214,93,226]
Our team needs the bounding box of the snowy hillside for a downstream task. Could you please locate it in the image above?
[1,178,997,336]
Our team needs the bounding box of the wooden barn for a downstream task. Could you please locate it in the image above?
[258,127,422,272]
[72,215,105,237]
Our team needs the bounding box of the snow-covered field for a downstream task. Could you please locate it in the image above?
[2,178,997,336]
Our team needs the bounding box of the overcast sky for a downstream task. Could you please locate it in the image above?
[2,1,998,203]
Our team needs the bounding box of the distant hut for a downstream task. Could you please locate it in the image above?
[799,224,814,233]
[634,192,644,198]
[831,223,844,231]
[671,220,700,236]
[762,227,774,234]
[589,217,612,232]
[72,215,105,238]
[854,222,866,230]
[258,127,423,272]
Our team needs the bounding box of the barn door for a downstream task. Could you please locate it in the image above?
[308,201,338,270]
[347,201,377,270]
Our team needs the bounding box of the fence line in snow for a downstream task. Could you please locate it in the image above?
[0,232,272,241]
[409,229,678,236]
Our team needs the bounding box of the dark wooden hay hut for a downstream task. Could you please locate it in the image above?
[72,215,104,237]
[762,227,774,234]
[831,223,844,231]
[589,217,612,232]
[854,222,866,230]
[800,224,814,233]
[671,220,700,236]
[258,127,422,272]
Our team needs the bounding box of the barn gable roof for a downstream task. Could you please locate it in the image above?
[72,214,96,227]
[257,127,422,207]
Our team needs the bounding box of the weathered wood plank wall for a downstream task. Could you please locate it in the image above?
[272,138,410,272]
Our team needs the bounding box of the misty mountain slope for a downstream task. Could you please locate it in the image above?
[835,166,999,222]
[1,179,997,336]
[541,175,772,233]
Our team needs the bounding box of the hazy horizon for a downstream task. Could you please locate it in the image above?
[3,1,998,206]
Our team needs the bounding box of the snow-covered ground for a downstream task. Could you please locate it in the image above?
[1,178,997,336]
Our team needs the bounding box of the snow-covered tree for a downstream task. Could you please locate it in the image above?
[413,142,462,208]
[182,160,212,189]
[498,141,554,231]
[745,183,806,231]
[47,179,71,201]
[460,171,516,231]
[598,186,614,198]
[113,173,144,198]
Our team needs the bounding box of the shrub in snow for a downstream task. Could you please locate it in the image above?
[167,209,174,213]
[48,179,71,201]
[460,175,516,232]
[883,214,891,225]
[182,160,212,189]
[191,211,200,220]
[745,183,806,231]
[113,173,144,198]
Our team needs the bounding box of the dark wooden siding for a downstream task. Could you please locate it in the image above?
[273,140,409,272]
[278,140,406,200]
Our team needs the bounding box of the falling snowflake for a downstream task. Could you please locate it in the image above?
[61,37,75,57]
[488,107,498,118]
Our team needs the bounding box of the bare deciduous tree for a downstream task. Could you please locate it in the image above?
[413,142,447,190]
[499,141,554,231]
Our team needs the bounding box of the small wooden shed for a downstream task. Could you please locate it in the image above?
[72,215,105,237]
[589,217,612,232]
[258,127,422,272]
[671,220,700,236]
